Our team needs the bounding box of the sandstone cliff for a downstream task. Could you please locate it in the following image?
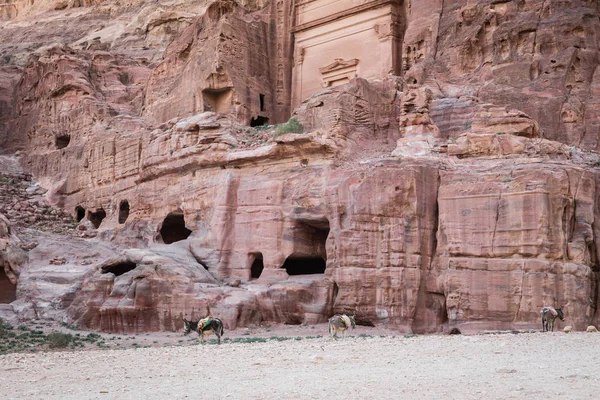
[0,0,599,334]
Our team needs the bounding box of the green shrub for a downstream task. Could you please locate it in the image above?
[46,332,73,348]
[275,118,304,137]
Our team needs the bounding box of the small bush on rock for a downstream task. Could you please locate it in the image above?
[275,118,304,136]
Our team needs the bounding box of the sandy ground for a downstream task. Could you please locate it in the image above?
[1,326,600,400]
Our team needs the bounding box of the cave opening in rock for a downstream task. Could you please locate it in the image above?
[250,116,269,127]
[259,93,265,111]
[101,261,137,277]
[88,208,106,229]
[281,220,329,275]
[55,135,70,149]
[75,206,85,222]
[250,252,264,280]
[0,268,16,303]
[118,200,130,224]
[202,87,233,113]
[281,256,326,275]
[160,210,192,244]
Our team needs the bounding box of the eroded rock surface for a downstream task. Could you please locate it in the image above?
[0,0,599,334]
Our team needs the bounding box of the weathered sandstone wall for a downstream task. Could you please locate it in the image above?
[0,0,599,334]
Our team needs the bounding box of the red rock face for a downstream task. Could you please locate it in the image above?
[0,1,599,334]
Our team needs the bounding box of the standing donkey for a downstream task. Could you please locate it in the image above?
[183,316,225,344]
[541,306,565,332]
[328,314,356,339]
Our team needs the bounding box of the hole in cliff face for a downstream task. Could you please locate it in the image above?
[202,87,233,113]
[118,200,130,224]
[250,253,264,280]
[75,206,85,222]
[250,116,269,127]
[55,135,70,149]
[88,208,106,229]
[282,220,329,275]
[282,256,326,275]
[259,94,265,111]
[101,261,137,277]
[118,72,130,85]
[207,1,233,20]
[0,268,16,303]
[160,210,192,244]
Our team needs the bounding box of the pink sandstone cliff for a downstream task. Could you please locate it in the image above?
[0,0,599,334]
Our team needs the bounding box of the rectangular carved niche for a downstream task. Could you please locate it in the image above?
[202,87,233,113]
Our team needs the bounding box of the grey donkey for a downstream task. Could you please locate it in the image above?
[183,316,225,344]
[541,306,565,332]
[328,314,356,339]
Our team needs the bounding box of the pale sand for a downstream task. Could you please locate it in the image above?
[1,330,599,400]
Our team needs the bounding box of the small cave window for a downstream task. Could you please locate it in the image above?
[250,116,269,127]
[101,261,137,277]
[55,135,70,149]
[160,209,192,244]
[0,268,16,303]
[250,253,264,280]
[75,206,86,222]
[88,208,106,229]
[281,256,326,275]
[259,94,265,111]
[118,200,130,224]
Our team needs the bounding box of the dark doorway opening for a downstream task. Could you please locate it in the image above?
[281,256,326,275]
[118,200,130,224]
[250,116,269,127]
[55,135,70,149]
[88,208,106,229]
[0,268,16,303]
[250,253,264,280]
[101,261,137,277]
[75,206,85,222]
[281,220,329,276]
[160,210,192,244]
[259,94,265,111]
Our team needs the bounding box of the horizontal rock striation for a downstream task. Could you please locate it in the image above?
[0,0,599,334]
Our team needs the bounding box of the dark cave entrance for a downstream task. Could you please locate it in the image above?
[75,206,85,222]
[281,220,329,276]
[282,256,326,275]
[101,261,137,277]
[118,200,130,224]
[0,268,16,303]
[250,116,269,127]
[55,135,70,149]
[160,210,192,244]
[259,94,265,111]
[250,252,264,280]
[88,208,106,229]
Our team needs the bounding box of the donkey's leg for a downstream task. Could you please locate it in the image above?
[542,316,545,332]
